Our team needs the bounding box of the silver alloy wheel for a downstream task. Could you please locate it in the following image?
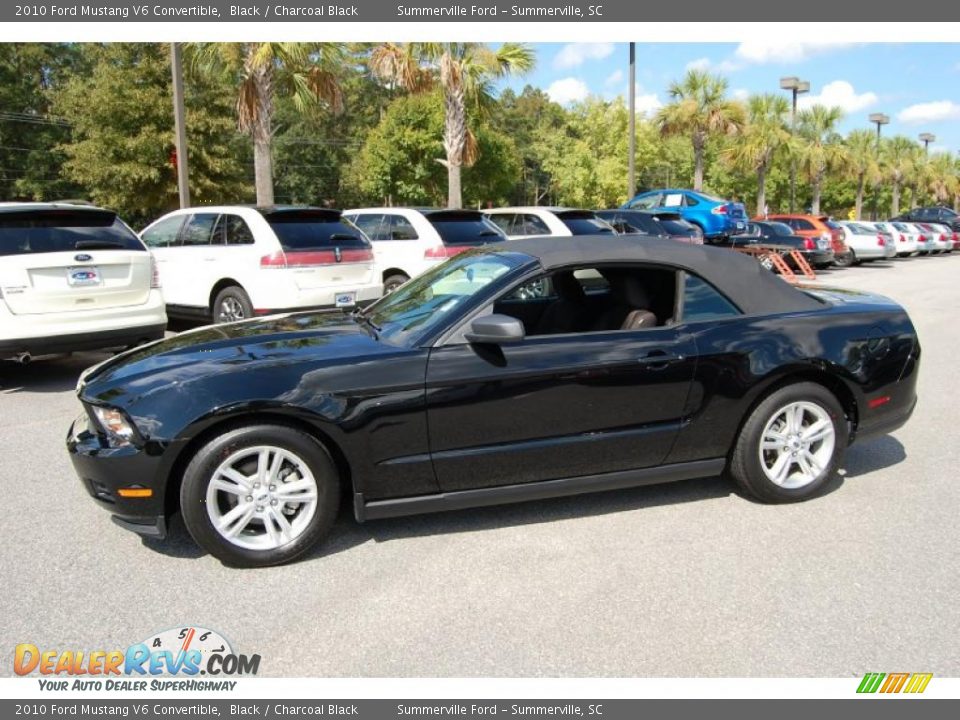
[218,297,246,323]
[758,401,836,489]
[205,445,319,551]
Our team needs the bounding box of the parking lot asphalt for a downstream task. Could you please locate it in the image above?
[1,254,958,678]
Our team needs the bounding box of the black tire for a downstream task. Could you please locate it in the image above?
[834,250,855,268]
[180,424,340,567]
[729,382,848,504]
[212,286,253,324]
[383,273,410,294]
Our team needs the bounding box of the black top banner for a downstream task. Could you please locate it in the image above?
[4,0,959,22]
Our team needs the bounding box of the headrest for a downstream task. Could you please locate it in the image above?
[551,271,586,302]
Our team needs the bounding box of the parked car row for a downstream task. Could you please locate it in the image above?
[2,196,956,361]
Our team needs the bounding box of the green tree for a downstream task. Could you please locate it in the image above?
[0,43,84,201]
[797,105,848,215]
[722,93,790,216]
[655,69,745,191]
[370,42,535,209]
[53,43,250,227]
[845,129,881,220]
[926,152,959,207]
[881,135,919,217]
[192,42,345,206]
[343,91,519,207]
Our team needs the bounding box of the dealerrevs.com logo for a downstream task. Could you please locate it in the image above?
[857,672,933,694]
[14,626,260,692]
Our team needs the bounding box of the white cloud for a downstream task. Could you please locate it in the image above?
[732,88,750,101]
[685,57,712,72]
[554,42,615,69]
[733,41,859,65]
[604,69,623,87]
[634,92,663,116]
[798,80,877,113]
[547,77,590,105]
[897,100,960,125]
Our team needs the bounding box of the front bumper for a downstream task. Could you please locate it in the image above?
[66,414,170,539]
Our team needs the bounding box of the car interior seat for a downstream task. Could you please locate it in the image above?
[537,271,590,335]
[592,271,658,331]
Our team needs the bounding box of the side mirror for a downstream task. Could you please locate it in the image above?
[465,314,525,345]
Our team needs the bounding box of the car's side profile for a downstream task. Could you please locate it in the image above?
[141,206,381,323]
[724,221,835,269]
[595,209,703,245]
[1,203,166,362]
[343,208,507,293]
[68,237,919,568]
[483,207,615,239]
[622,189,748,239]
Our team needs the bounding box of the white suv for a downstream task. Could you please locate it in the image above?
[483,207,615,239]
[140,206,381,323]
[0,203,166,362]
[343,208,507,293]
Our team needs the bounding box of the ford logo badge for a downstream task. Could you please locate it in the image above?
[74,253,92,262]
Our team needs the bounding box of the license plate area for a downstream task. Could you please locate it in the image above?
[67,266,101,287]
[335,292,356,308]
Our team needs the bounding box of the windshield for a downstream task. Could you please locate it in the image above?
[266,212,370,250]
[363,250,528,345]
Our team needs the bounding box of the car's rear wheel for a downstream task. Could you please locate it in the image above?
[383,273,410,294]
[834,251,855,268]
[729,382,847,503]
[213,286,253,324]
[180,424,340,567]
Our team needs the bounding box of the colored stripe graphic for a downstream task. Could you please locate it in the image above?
[880,673,910,693]
[857,673,885,693]
[903,674,933,694]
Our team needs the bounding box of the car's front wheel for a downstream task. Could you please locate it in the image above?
[729,382,847,503]
[180,424,340,567]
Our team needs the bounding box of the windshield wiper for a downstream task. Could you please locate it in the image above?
[351,307,381,334]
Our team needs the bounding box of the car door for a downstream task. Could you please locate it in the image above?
[155,212,217,308]
[424,267,698,492]
[141,214,185,301]
[379,213,421,275]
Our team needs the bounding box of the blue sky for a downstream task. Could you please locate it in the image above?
[498,43,960,154]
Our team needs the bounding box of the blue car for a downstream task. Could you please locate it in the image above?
[622,189,748,239]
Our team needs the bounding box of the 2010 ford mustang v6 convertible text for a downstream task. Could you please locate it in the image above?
[67,237,920,567]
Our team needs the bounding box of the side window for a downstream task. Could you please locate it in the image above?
[141,215,184,248]
[662,193,685,208]
[627,193,660,210]
[349,214,386,240]
[519,214,551,236]
[681,274,740,323]
[684,194,700,207]
[794,219,814,231]
[224,215,255,245]
[387,215,419,240]
[486,214,514,234]
[179,213,217,246]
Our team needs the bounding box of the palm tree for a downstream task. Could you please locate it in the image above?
[370,42,535,209]
[655,69,745,191]
[192,43,345,206]
[845,129,881,220]
[881,135,918,217]
[927,152,959,206]
[723,93,790,215]
[797,105,847,215]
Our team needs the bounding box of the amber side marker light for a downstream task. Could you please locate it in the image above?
[117,488,153,498]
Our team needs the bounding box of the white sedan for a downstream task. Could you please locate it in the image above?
[836,222,897,263]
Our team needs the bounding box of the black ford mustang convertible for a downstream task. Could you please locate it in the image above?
[68,237,919,567]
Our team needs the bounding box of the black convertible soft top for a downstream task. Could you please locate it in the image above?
[502,235,824,315]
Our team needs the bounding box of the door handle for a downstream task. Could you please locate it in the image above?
[638,351,684,367]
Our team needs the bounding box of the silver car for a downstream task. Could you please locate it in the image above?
[837,222,896,263]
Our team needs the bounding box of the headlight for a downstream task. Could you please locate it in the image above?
[91,406,138,446]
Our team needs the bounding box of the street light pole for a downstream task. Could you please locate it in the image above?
[627,42,636,200]
[780,76,809,213]
[917,133,935,207]
[869,112,890,220]
[170,42,190,208]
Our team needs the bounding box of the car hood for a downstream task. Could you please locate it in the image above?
[78,311,389,403]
